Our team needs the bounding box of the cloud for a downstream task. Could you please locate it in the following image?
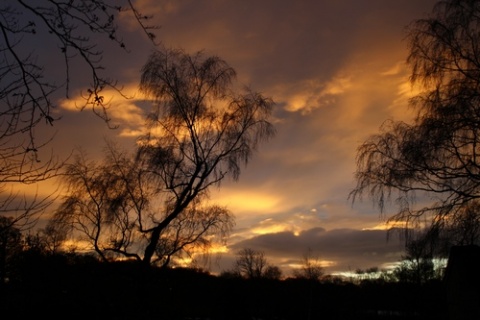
[381,62,406,76]
[221,227,405,276]
[56,83,151,145]
[207,54,416,230]
[212,189,282,216]
[276,75,353,114]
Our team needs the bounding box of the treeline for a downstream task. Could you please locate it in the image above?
[0,217,451,319]
[0,247,449,320]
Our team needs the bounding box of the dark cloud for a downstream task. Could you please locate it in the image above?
[228,227,405,274]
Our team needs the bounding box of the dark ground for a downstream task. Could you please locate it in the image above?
[0,254,450,320]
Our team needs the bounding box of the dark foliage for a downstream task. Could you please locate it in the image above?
[350,0,480,240]
[0,251,449,320]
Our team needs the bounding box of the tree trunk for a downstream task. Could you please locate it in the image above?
[143,226,161,265]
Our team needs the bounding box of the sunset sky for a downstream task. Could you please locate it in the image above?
[24,0,441,276]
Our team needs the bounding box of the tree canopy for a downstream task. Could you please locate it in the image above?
[137,47,275,264]
[51,47,275,266]
[350,0,480,238]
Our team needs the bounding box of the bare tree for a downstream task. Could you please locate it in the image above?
[52,141,235,266]
[0,186,56,230]
[350,0,480,238]
[137,47,275,264]
[1,0,156,169]
[292,249,324,282]
[1,1,157,139]
[0,1,157,228]
[153,201,235,268]
[418,201,480,258]
[37,223,68,255]
[442,201,480,246]
[234,248,269,279]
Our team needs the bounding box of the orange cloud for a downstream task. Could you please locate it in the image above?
[59,84,147,138]
[212,190,281,215]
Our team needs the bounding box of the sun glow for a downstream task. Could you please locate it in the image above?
[362,221,408,231]
[216,191,280,214]
[251,222,294,235]
[61,239,92,253]
[288,259,336,272]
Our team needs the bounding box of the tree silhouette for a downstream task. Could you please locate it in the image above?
[51,141,235,266]
[393,237,439,284]
[233,248,269,279]
[350,0,480,238]
[53,45,275,266]
[0,1,156,229]
[137,47,275,264]
[263,265,283,280]
[441,201,480,246]
[401,200,480,266]
[292,249,324,282]
[1,1,156,139]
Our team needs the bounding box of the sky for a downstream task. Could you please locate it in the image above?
[20,0,441,276]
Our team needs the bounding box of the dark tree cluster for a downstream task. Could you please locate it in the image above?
[0,244,449,320]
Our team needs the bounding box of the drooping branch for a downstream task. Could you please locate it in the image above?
[351,0,480,239]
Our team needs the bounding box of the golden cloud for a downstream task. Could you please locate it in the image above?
[250,218,301,236]
[59,84,147,137]
[278,75,352,114]
[213,190,281,215]
[362,220,408,231]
